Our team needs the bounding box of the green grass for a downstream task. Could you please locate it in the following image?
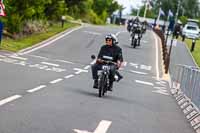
[0,22,79,52]
[184,39,200,67]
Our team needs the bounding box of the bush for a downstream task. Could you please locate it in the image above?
[23,20,49,35]
[82,10,104,24]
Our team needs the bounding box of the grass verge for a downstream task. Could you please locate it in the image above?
[0,22,79,52]
[184,39,200,67]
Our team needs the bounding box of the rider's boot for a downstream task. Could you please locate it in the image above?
[93,79,98,89]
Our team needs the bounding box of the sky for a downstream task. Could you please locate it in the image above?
[115,0,143,14]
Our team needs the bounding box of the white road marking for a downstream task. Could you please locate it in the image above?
[64,74,74,79]
[115,31,127,36]
[0,95,22,106]
[74,68,88,74]
[73,129,91,133]
[140,65,152,71]
[129,62,139,68]
[84,65,90,70]
[152,90,169,96]
[41,62,60,67]
[94,120,112,133]
[50,78,63,84]
[0,55,6,58]
[135,80,154,86]
[73,120,112,133]
[9,55,27,60]
[19,26,84,55]
[27,85,46,93]
[28,54,49,60]
[55,59,74,64]
[130,70,148,75]
[83,31,102,35]
[153,32,160,80]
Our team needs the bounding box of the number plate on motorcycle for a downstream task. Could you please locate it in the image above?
[97,70,102,75]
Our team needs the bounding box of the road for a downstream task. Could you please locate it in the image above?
[0,25,195,133]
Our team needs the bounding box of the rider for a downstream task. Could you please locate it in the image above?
[91,34,123,91]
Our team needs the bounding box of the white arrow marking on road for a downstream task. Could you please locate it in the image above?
[0,95,22,106]
[94,120,112,133]
[73,120,112,133]
[74,68,88,74]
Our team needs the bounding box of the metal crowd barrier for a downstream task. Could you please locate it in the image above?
[171,64,200,132]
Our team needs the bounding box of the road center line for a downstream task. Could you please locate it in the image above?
[27,85,46,93]
[50,78,63,84]
[64,74,74,79]
[0,95,22,106]
[41,62,60,67]
[135,80,154,86]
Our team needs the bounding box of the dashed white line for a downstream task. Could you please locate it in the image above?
[0,95,22,106]
[9,55,27,60]
[64,74,74,79]
[135,80,154,86]
[41,62,60,67]
[27,85,46,93]
[130,70,148,75]
[50,78,63,84]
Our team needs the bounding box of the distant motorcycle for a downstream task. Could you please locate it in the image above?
[131,24,142,48]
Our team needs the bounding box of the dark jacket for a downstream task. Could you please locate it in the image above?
[97,44,123,63]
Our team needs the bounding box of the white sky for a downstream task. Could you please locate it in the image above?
[115,0,143,14]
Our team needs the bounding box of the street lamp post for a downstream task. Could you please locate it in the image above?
[175,0,181,23]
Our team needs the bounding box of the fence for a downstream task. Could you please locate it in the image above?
[171,64,200,132]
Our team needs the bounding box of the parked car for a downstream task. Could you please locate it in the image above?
[182,24,200,39]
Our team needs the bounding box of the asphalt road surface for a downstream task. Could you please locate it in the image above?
[0,25,195,133]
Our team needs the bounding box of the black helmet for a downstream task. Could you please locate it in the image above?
[105,34,118,45]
